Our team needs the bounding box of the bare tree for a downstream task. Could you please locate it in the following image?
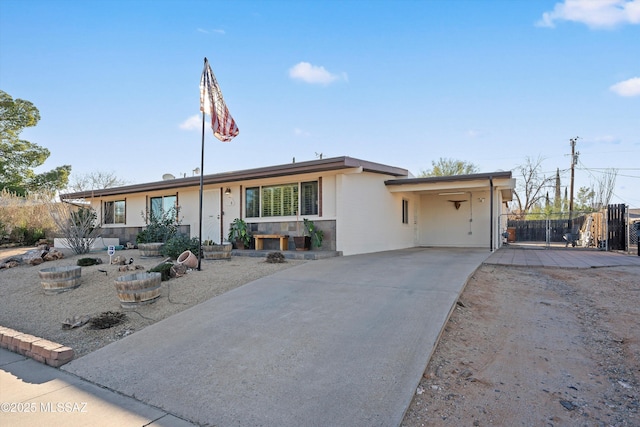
[512,156,555,218]
[67,171,128,192]
[593,168,618,210]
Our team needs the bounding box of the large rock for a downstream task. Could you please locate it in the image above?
[43,249,64,261]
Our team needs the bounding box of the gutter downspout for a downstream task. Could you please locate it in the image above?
[489,176,494,252]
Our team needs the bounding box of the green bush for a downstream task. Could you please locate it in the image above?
[9,226,45,245]
[136,206,181,244]
[149,262,173,281]
[77,257,102,266]
[161,235,200,259]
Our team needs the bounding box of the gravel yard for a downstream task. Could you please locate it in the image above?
[0,247,305,358]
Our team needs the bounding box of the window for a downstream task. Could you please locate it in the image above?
[246,187,260,218]
[301,181,318,215]
[402,199,409,224]
[150,195,177,219]
[262,184,298,217]
[104,200,126,224]
[244,181,320,218]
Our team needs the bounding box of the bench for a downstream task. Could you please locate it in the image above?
[253,234,289,251]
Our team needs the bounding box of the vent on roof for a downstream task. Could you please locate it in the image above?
[162,173,175,180]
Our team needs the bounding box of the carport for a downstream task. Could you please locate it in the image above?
[385,171,515,251]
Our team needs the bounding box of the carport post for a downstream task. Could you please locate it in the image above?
[489,176,494,251]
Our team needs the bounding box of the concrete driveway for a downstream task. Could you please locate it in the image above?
[63,247,490,426]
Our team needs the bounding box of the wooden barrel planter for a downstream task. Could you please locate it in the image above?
[138,242,164,257]
[39,265,82,294]
[114,272,161,307]
[202,243,232,260]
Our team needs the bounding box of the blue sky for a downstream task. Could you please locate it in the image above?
[1,0,639,207]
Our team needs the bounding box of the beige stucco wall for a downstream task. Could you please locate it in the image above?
[419,191,491,247]
[336,171,417,256]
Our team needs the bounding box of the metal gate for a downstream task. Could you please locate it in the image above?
[502,205,630,251]
[607,204,627,251]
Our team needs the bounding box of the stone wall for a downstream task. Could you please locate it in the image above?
[247,220,336,251]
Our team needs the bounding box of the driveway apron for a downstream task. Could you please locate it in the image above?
[63,247,490,426]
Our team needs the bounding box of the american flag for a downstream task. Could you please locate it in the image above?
[200,58,239,142]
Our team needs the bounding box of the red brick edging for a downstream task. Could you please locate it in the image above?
[0,326,74,367]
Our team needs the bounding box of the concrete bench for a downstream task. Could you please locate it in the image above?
[253,234,289,251]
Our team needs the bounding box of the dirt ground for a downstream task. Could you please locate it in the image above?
[402,264,639,427]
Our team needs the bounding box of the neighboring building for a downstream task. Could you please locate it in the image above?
[60,156,515,256]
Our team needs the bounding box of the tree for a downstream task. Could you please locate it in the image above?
[593,168,617,210]
[419,158,480,177]
[553,168,562,211]
[0,90,71,195]
[67,171,128,192]
[575,186,595,212]
[512,156,554,217]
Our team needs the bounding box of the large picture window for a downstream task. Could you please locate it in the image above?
[244,180,320,218]
[104,200,126,224]
[262,184,298,217]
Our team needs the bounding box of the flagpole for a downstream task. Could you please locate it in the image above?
[197,58,207,271]
[198,57,238,271]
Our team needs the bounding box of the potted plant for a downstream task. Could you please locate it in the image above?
[136,206,180,257]
[228,218,251,249]
[294,218,323,250]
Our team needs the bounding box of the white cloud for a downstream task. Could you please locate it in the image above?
[537,0,640,29]
[289,62,345,85]
[179,115,201,130]
[610,77,640,96]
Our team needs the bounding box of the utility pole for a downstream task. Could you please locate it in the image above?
[568,137,579,233]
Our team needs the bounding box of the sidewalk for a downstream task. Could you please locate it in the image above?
[0,348,195,426]
[485,245,640,268]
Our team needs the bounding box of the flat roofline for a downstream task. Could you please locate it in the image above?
[60,156,408,200]
[385,171,513,186]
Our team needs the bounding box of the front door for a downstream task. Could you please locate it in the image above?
[202,189,222,244]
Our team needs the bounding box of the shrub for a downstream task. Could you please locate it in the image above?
[265,252,286,263]
[137,206,181,244]
[9,226,45,245]
[77,257,102,266]
[149,262,173,281]
[161,235,200,259]
[46,202,100,254]
[0,189,57,244]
